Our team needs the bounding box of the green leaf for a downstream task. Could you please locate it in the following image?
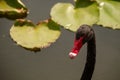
[0,0,28,20]
[51,0,120,30]
[50,1,98,32]
[97,0,120,29]
[10,19,61,51]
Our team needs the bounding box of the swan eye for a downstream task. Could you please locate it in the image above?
[76,24,92,40]
[76,32,84,40]
[76,29,85,40]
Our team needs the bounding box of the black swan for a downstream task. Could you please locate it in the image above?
[69,24,96,80]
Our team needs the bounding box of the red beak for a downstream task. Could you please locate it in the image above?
[69,37,84,59]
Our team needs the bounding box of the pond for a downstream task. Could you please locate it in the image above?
[0,0,120,80]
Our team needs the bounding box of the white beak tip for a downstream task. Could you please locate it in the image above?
[69,52,77,59]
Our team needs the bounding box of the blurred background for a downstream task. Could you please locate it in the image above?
[0,0,120,80]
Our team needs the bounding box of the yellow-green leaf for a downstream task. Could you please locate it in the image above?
[50,2,98,32]
[10,19,61,51]
[0,0,28,19]
[97,0,120,29]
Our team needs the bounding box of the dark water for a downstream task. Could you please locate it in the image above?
[0,0,120,80]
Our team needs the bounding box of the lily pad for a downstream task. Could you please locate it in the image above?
[51,0,120,31]
[50,1,98,32]
[10,19,61,51]
[0,0,28,20]
[96,0,120,29]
